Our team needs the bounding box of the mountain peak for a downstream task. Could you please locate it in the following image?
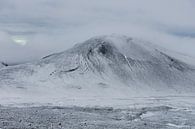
[0,62,8,68]
[0,35,195,99]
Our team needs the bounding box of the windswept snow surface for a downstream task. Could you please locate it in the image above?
[1,105,195,129]
[0,35,195,107]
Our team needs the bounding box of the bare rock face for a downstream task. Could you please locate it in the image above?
[0,35,195,97]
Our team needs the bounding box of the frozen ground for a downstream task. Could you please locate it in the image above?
[0,96,195,129]
[0,105,195,129]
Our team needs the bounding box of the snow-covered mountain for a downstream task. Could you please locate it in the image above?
[0,62,8,69]
[0,35,195,105]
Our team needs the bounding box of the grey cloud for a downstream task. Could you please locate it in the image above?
[0,0,195,64]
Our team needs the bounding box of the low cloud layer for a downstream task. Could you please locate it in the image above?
[0,0,195,64]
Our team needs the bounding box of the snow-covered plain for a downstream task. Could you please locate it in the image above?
[0,35,195,128]
[1,105,195,129]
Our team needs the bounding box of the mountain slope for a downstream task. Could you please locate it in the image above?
[0,35,195,105]
[0,62,8,69]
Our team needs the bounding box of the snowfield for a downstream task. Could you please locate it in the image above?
[0,35,195,128]
[0,105,195,129]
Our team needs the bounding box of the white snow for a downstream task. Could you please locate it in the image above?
[167,123,190,128]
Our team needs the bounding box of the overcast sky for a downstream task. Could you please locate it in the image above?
[0,0,195,64]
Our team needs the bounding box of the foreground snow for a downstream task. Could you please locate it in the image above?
[1,95,195,128]
[0,104,195,129]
